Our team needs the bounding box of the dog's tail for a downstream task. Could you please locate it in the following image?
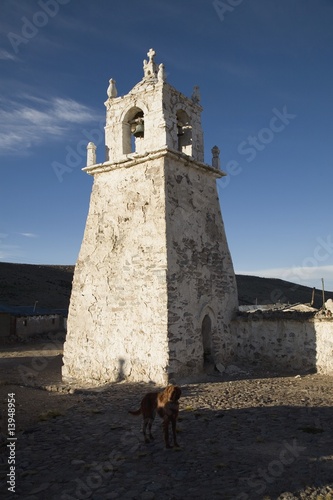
[128,408,142,416]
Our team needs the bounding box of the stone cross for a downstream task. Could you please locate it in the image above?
[147,48,156,62]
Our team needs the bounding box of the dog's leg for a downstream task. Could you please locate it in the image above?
[162,417,172,448]
[148,410,156,442]
[143,417,151,443]
[147,418,154,442]
[143,412,155,443]
[171,417,179,447]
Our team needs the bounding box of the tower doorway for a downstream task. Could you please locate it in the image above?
[201,314,213,366]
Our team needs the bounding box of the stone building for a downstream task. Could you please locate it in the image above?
[62,49,238,385]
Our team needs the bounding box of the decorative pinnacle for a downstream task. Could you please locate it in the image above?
[211,146,221,169]
[107,78,117,98]
[192,86,201,103]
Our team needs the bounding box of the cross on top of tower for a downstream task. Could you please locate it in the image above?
[143,47,158,80]
[147,48,155,62]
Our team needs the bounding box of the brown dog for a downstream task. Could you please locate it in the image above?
[128,384,181,448]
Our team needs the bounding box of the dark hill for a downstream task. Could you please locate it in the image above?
[236,274,332,309]
[0,262,332,312]
[0,262,73,311]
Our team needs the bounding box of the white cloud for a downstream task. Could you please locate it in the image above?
[0,95,103,153]
[52,98,94,123]
[19,232,38,238]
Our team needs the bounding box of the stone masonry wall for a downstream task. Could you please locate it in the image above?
[229,314,333,374]
[165,154,238,379]
[62,150,239,385]
[316,319,333,374]
[62,157,170,385]
[15,315,63,338]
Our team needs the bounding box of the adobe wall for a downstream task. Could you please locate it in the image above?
[63,150,238,385]
[62,155,170,385]
[229,312,333,374]
[15,315,64,338]
[0,313,11,338]
[315,319,333,374]
[165,154,238,379]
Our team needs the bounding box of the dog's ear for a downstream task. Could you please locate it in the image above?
[165,384,174,399]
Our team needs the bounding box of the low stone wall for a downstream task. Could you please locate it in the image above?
[0,313,11,338]
[315,319,333,374]
[229,312,333,374]
[15,315,64,339]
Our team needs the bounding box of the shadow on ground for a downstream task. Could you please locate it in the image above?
[0,377,332,499]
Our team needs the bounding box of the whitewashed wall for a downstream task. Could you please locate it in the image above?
[229,314,333,374]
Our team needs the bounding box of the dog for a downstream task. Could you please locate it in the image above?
[128,384,181,448]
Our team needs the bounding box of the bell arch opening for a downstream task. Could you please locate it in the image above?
[176,109,192,156]
[122,107,145,155]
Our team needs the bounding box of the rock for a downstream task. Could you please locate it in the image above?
[215,363,225,373]
[225,365,246,375]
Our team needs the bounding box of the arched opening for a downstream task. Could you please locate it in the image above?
[122,107,145,155]
[176,109,192,156]
[201,314,213,365]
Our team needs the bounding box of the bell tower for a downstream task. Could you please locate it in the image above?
[62,49,238,385]
[104,48,204,165]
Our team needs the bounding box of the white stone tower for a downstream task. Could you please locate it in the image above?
[62,49,238,385]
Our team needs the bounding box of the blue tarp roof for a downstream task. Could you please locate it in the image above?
[0,304,68,316]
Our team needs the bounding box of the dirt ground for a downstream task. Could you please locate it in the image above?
[0,336,333,435]
[1,337,333,499]
[0,337,82,433]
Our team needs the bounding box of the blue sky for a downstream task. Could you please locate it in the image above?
[1,0,332,291]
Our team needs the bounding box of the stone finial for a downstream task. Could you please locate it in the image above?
[87,142,97,167]
[143,48,158,79]
[107,78,117,98]
[157,63,166,82]
[192,85,201,103]
[211,145,220,169]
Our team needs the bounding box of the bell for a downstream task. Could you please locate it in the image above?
[133,122,144,138]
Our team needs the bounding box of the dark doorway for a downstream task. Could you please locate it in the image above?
[201,314,213,365]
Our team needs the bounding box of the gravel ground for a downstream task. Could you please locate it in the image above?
[0,340,333,499]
